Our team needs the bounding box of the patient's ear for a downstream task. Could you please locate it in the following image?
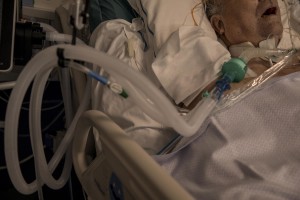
[210,15,225,36]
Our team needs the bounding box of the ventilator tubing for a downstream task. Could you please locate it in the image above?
[239,47,288,64]
[4,46,90,194]
[4,43,229,196]
[218,49,297,110]
[5,43,296,195]
[45,32,85,44]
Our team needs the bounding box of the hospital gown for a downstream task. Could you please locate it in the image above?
[155,72,300,200]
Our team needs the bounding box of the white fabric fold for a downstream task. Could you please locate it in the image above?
[152,26,231,105]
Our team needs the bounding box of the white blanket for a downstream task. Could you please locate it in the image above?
[155,72,300,200]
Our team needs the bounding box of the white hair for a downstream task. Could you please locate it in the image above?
[203,0,223,20]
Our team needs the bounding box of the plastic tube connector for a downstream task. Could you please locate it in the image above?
[221,58,247,82]
[213,58,247,100]
[214,75,231,100]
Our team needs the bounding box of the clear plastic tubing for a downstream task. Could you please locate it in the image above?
[60,44,222,136]
[239,48,288,63]
[10,44,292,194]
[5,45,90,194]
[45,32,85,45]
[29,68,72,190]
[6,43,296,195]
[218,50,297,110]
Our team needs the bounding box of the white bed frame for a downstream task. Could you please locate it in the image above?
[72,110,194,200]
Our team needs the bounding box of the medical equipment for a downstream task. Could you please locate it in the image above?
[219,49,297,110]
[3,0,300,200]
[14,21,46,65]
[156,69,300,200]
[0,0,16,71]
[72,110,194,200]
[4,41,297,196]
[214,47,289,99]
[68,0,88,30]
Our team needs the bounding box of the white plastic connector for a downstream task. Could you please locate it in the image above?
[127,38,136,57]
[130,18,144,32]
[69,0,85,30]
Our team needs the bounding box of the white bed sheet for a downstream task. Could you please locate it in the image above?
[154,72,300,200]
[90,0,300,154]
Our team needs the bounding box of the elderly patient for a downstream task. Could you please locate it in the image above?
[155,1,300,199]
[202,0,300,94]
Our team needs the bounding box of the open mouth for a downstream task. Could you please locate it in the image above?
[262,7,277,17]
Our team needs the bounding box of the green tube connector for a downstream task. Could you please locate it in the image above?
[221,58,247,82]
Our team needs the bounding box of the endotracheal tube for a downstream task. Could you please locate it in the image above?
[212,47,289,100]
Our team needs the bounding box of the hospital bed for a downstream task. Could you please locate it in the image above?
[72,110,193,200]
[3,0,300,199]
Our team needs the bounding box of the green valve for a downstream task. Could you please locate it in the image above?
[119,89,128,99]
[202,91,210,98]
[221,58,247,82]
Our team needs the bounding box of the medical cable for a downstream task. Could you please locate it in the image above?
[0,81,16,90]
[191,2,202,26]
[0,93,63,112]
[41,109,65,132]
[0,145,46,171]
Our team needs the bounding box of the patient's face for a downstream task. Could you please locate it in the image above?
[217,0,283,47]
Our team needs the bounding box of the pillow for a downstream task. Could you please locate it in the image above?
[146,0,300,106]
[127,0,300,55]
[278,0,300,49]
[127,0,215,54]
[89,0,138,32]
